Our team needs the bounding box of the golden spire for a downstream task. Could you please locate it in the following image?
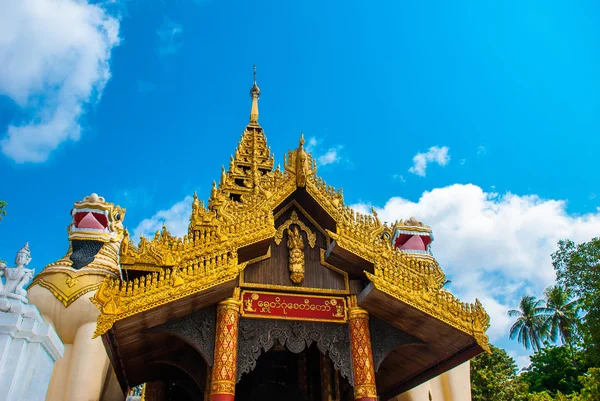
[215,66,273,201]
[249,65,260,125]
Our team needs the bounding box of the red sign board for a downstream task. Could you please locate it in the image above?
[240,290,347,323]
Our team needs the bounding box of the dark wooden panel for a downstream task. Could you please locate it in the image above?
[243,206,346,291]
[102,330,128,394]
[273,188,337,233]
[325,241,374,279]
[238,237,272,263]
[349,279,365,295]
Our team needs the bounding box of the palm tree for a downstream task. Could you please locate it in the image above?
[508,295,548,351]
[544,285,579,346]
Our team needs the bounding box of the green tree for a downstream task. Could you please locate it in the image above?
[521,345,587,396]
[0,200,6,221]
[544,285,580,362]
[552,238,600,366]
[471,344,528,401]
[509,295,549,351]
[577,368,600,401]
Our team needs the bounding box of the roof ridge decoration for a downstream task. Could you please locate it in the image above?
[92,69,489,351]
[91,250,245,338]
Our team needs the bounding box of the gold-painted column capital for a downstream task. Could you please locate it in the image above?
[348,306,369,321]
[218,297,241,312]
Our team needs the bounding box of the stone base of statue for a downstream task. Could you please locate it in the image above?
[0,293,64,401]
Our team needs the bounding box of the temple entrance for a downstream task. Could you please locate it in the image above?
[235,344,353,401]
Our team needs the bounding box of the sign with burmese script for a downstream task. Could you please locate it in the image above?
[240,290,347,323]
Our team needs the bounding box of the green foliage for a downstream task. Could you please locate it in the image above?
[528,392,555,401]
[509,295,549,351]
[544,285,580,345]
[471,344,528,401]
[495,238,600,400]
[521,345,588,396]
[552,238,600,366]
[0,200,6,221]
[524,368,600,401]
[578,368,600,401]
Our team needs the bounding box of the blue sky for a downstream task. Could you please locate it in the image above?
[1,0,600,368]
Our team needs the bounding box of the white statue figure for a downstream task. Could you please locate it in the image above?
[0,242,34,298]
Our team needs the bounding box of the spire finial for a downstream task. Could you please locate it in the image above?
[249,65,260,125]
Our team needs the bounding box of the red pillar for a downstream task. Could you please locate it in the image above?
[210,297,241,401]
[348,301,378,401]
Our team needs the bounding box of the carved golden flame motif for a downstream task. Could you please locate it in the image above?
[287,226,305,284]
[274,210,316,248]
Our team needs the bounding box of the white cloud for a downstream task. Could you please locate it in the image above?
[392,174,406,183]
[132,196,192,240]
[408,146,450,177]
[157,18,183,56]
[508,350,531,370]
[306,136,318,153]
[352,184,600,342]
[305,136,344,167]
[0,0,120,163]
[460,158,466,165]
[477,145,487,155]
[318,147,341,166]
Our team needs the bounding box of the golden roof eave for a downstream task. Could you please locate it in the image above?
[91,254,245,338]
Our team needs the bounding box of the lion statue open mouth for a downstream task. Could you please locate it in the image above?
[69,193,125,242]
[66,193,126,271]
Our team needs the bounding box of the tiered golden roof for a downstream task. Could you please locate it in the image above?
[91,70,490,352]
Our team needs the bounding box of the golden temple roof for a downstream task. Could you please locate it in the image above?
[92,70,490,354]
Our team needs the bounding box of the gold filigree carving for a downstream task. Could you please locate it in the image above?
[244,292,259,312]
[365,271,490,353]
[238,249,349,295]
[90,251,244,337]
[287,226,305,284]
[274,210,316,248]
[274,200,330,247]
[66,276,79,288]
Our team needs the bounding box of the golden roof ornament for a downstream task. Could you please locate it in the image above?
[217,66,274,200]
[249,65,260,125]
[284,133,316,188]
